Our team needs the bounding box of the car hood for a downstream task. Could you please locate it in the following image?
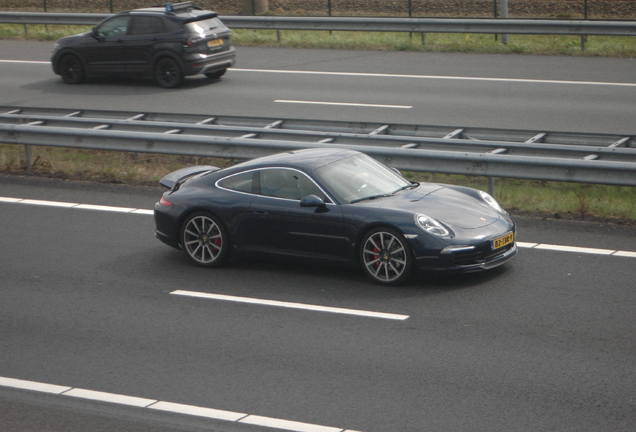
[363,184,501,229]
[57,32,92,45]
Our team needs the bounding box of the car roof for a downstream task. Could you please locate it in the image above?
[233,148,361,172]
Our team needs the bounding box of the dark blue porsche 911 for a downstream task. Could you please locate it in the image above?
[154,148,517,285]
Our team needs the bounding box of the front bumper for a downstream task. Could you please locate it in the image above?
[411,226,518,273]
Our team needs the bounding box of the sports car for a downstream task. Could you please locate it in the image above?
[154,148,517,285]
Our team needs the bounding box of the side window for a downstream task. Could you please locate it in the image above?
[218,171,256,194]
[130,16,165,36]
[260,169,328,201]
[163,18,183,34]
[96,16,131,37]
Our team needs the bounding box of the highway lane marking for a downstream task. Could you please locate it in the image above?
[3,60,636,87]
[2,196,635,258]
[232,68,636,87]
[171,290,410,320]
[274,100,412,109]
[0,196,153,214]
[0,376,358,432]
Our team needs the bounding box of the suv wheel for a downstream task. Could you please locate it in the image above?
[155,57,183,88]
[58,54,85,84]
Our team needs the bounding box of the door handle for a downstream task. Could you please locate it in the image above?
[253,210,268,218]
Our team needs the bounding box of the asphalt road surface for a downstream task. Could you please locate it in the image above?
[1,40,636,432]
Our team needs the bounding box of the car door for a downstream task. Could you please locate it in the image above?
[82,15,133,73]
[248,168,349,261]
[126,16,168,74]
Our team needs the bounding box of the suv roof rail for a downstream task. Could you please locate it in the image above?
[165,2,195,12]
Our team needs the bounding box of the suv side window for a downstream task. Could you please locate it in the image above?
[96,16,131,37]
[130,16,165,36]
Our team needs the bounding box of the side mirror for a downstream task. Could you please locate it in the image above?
[300,194,326,208]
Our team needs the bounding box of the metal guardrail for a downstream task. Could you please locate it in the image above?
[1,12,636,37]
[1,107,635,187]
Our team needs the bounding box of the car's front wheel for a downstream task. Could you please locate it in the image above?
[58,54,85,84]
[180,212,228,267]
[360,227,413,285]
[155,57,183,88]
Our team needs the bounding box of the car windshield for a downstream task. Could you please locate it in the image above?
[314,153,411,204]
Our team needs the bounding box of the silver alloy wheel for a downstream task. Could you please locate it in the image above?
[182,214,225,266]
[361,229,412,284]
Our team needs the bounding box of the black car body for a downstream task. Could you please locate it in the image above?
[51,2,235,88]
[154,148,517,285]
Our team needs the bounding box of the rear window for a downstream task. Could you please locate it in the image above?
[185,17,226,36]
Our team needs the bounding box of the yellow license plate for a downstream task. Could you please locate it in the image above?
[492,232,514,250]
[207,39,223,48]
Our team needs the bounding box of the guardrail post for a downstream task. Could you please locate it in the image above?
[582,0,588,51]
[500,0,509,44]
[488,177,495,197]
[24,145,32,173]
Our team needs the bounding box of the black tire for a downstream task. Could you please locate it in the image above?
[155,57,183,88]
[360,227,413,286]
[58,54,85,84]
[180,212,228,267]
[205,69,227,80]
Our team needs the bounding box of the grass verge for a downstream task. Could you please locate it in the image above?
[2,23,636,57]
[2,144,635,224]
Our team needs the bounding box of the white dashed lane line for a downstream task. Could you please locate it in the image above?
[0,376,358,432]
[1,196,635,257]
[171,290,410,320]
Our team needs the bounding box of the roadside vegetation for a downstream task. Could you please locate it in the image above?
[0,21,634,223]
[1,145,635,223]
[2,23,636,57]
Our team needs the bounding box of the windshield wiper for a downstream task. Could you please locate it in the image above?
[350,193,392,204]
[392,182,420,194]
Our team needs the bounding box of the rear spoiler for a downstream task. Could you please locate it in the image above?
[159,165,219,189]
[183,12,218,23]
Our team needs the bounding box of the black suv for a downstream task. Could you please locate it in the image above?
[51,2,235,88]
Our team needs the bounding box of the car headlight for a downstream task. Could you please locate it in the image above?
[479,191,505,214]
[415,213,449,237]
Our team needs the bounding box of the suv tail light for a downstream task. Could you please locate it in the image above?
[186,37,202,46]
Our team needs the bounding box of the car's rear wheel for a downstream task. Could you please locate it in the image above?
[180,212,228,267]
[205,69,226,80]
[360,227,413,285]
[58,54,85,84]
[155,57,183,88]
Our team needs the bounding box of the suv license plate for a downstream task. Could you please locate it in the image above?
[208,39,223,47]
[492,232,514,250]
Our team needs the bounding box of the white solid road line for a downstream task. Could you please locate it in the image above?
[0,376,362,432]
[232,68,636,87]
[0,196,153,214]
[171,290,410,320]
[3,60,636,87]
[274,99,412,109]
[2,196,635,258]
